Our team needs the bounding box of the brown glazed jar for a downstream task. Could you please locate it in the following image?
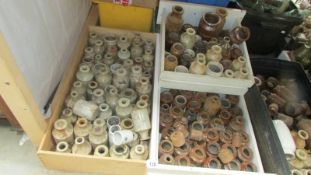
[170,42,185,58]
[164,54,178,71]
[198,13,222,40]
[229,26,251,44]
[166,5,184,33]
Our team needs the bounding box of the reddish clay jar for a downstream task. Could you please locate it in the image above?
[219,109,232,125]
[241,162,257,172]
[229,26,251,44]
[164,54,178,71]
[206,142,220,158]
[170,131,186,147]
[189,145,206,165]
[170,106,184,119]
[198,13,222,40]
[203,157,222,169]
[197,111,210,125]
[175,155,191,166]
[204,128,219,143]
[218,147,235,164]
[240,131,250,146]
[219,130,233,144]
[160,113,174,129]
[230,47,243,60]
[190,121,204,141]
[166,32,180,50]
[170,42,185,59]
[222,143,238,159]
[160,91,174,104]
[159,140,174,156]
[215,8,228,35]
[174,142,191,156]
[226,95,240,105]
[232,132,242,147]
[187,100,202,113]
[203,95,222,116]
[179,90,194,101]
[224,159,241,171]
[174,95,188,108]
[238,146,253,163]
[159,153,175,165]
[161,127,175,140]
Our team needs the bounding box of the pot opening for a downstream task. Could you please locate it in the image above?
[195,149,204,157]
[229,161,239,170]
[115,146,125,153]
[58,142,67,150]
[238,28,249,40]
[204,13,220,25]
[208,144,219,155]
[173,5,183,14]
[98,147,106,154]
[162,141,173,151]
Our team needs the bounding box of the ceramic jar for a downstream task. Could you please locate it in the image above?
[129,65,142,88]
[131,100,151,140]
[229,26,251,44]
[175,65,189,73]
[131,41,144,58]
[235,67,249,79]
[293,130,309,149]
[204,95,221,116]
[110,144,130,159]
[91,88,105,104]
[189,53,207,75]
[118,48,131,60]
[98,103,112,120]
[170,42,185,58]
[113,130,135,145]
[206,61,224,77]
[56,141,71,153]
[164,54,178,71]
[84,47,95,59]
[120,88,138,104]
[71,80,86,95]
[52,119,74,144]
[180,28,196,49]
[135,77,152,96]
[94,40,105,55]
[86,81,98,100]
[60,108,77,124]
[105,86,119,112]
[76,64,94,84]
[113,67,129,90]
[130,144,149,160]
[73,99,99,121]
[103,53,115,65]
[198,13,222,40]
[143,48,154,62]
[74,118,92,138]
[94,145,109,157]
[194,40,208,54]
[166,32,180,50]
[72,137,92,155]
[216,8,228,35]
[89,124,108,149]
[117,35,131,49]
[180,52,194,68]
[104,35,117,47]
[206,45,222,62]
[120,118,134,130]
[65,90,85,109]
[88,32,98,46]
[159,154,175,165]
[221,36,231,59]
[166,5,184,33]
[108,124,121,146]
[116,97,133,118]
[94,64,112,88]
[232,56,246,71]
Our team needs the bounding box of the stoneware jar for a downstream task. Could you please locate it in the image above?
[180,28,196,49]
[232,56,246,71]
[235,67,249,79]
[116,97,133,118]
[120,88,138,104]
[170,42,185,58]
[129,65,143,88]
[164,54,178,71]
[130,144,149,160]
[180,52,194,68]
[104,35,117,47]
[71,80,86,96]
[94,145,109,157]
[88,32,98,46]
[144,39,154,51]
[73,118,92,139]
[94,64,112,88]
[73,99,99,121]
[98,103,112,120]
[174,65,189,73]
[166,32,180,50]
[189,53,207,75]
[112,67,129,90]
[83,47,95,59]
[131,100,151,140]
[215,8,228,35]
[117,35,131,49]
[105,86,119,112]
[56,141,71,153]
[166,5,184,33]
[94,40,105,55]
[89,124,108,149]
[76,63,94,84]
[108,124,121,146]
[206,45,222,62]
[120,118,134,130]
[52,119,74,144]
[118,48,131,60]
[131,41,144,58]
[206,61,224,77]
[110,144,130,159]
[86,81,98,100]
[143,48,154,62]
[91,88,105,105]
[103,53,115,66]
[229,26,251,44]
[198,13,222,40]
[60,108,77,124]
[72,137,92,155]
[107,116,121,130]
[204,95,221,116]
[65,90,85,108]
[135,77,152,96]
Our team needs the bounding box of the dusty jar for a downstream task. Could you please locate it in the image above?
[56,141,71,153]
[76,64,94,84]
[65,90,85,108]
[94,64,112,88]
[131,100,151,140]
[206,45,222,62]
[98,103,112,120]
[91,88,105,105]
[117,35,131,49]
[105,86,119,112]
[206,61,224,77]
[73,118,92,139]
[198,13,222,40]
[229,26,251,44]
[120,88,138,104]
[89,124,108,149]
[166,5,184,33]
[130,144,149,160]
[52,119,74,144]
[71,80,86,95]
[94,145,109,157]
[189,53,207,75]
[135,77,152,96]
[110,144,130,159]
[60,108,77,124]
[180,28,196,49]
[116,97,133,118]
[164,54,178,71]
[72,137,92,155]
[129,65,143,88]
[143,48,154,62]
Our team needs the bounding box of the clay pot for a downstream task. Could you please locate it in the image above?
[219,109,232,125]
[56,141,71,153]
[52,119,74,144]
[94,40,104,55]
[229,26,251,44]
[115,98,133,118]
[65,90,85,108]
[110,144,130,159]
[219,130,233,144]
[238,146,253,163]
[216,8,228,34]
[180,28,196,49]
[91,88,105,105]
[131,41,144,58]
[174,95,188,108]
[71,80,86,95]
[143,48,154,62]
[166,5,184,33]
[232,132,242,148]
[232,56,246,71]
[131,100,151,140]
[117,35,131,49]
[94,145,109,157]
[241,162,257,172]
[204,128,219,143]
[166,32,180,50]
[76,64,94,84]
[189,53,207,75]
[130,144,149,160]
[104,35,117,47]
[89,124,108,149]
[83,47,95,59]
[120,117,134,131]
[74,118,92,139]
[206,142,220,158]
[164,54,178,71]
[206,45,222,62]
[170,131,186,147]
[159,154,175,165]
[170,42,185,58]
[160,91,174,104]
[193,40,208,54]
[86,81,98,100]
[198,13,222,40]
[72,137,92,155]
[190,121,204,141]
[189,145,206,165]
[230,47,243,60]
[159,140,174,155]
[219,147,235,164]
[174,142,191,156]
[203,95,221,116]
[203,157,222,169]
[224,160,241,171]
[107,116,121,130]
[135,77,152,96]
[175,155,191,166]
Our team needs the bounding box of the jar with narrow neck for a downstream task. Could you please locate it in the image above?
[89,124,108,149]
[94,40,105,55]
[131,41,143,58]
[94,145,109,157]
[56,141,71,153]
[143,48,154,62]
[84,47,95,59]
[71,80,86,95]
[131,100,151,140]
[180,28,196,49]
[198,13,222,40]
[52,119,74,144]
[72,137,92,155]
[91,88,105,105]
[130,144,149,160]
[232,56,246,71]
[166,5,184,33]
[120,88,138,104]
[86,81,98,100]
[76,64,94,84]
[135,77,152,96]
[88,32,98,46]
[206,45,222,62]
[74,118,92,139]
[216,8,228,35]
[110,145,130,159]
[130,65,143,88]
[116,98,133,118]
[60,108,77,124]
[189,53,207,75]
[105,86,119,112]
[113,68,129,90]
[98,103,112,120]
[118,48,131,60]
[65,90,85,108]
[94,64,112,88]
[117,35,131,49]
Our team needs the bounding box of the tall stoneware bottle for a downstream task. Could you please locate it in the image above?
[52,119,74,144]
[166,5,184,33]
[131,100,151,140]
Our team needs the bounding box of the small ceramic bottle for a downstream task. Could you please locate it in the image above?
[71,80,86,95]
[84,47,95,59]
[123,59,134,72]
[91,88,105,105]
[110,63,123,75]
[144,39,154,51]
[131,100,151,140]
[117,35,131,49]
[180,28,196,49]
[94,145,109,157]
[118,48,131,60]
[135,77,152,96]
[110,144,130,159]
[60,107,77,124]
[142,48,154,62]
[164,54,178,71]
[76,63,94,84]
[189,53,207,75]
[94,40,105,55]
[82,57,94,67]
[86,81,98,100]
[143,61,154,74]
[89,124,108,149]
[232,56,246,71]
[113,130,135,145]
[131,40,144,58]
[106,45,118,58]
[98,103,112,120]
[52,119,74,144]
[72,137,92,155]
[65,90,85,108]
[105,86,119,112]
[74,118,92,139]
[73,99,99,121]
[120,118,134,130]
[166,5,184,33]
[120,88,138,104]
[94,54,103,63]
[203,95,221,116]
[170,42,185,58]
[221,37,231,59]
[234,67,249,79]
[103,53,115,66]
[107,116,121,130]
[206,45,222,62]
[116,98,133,119]
[94,64,112,88]
[113,68,129,90]
[130,144,149,160]
[216,8,228,35]
[229,26,250,44]
[88,32,98,46]
[130,65,143,89]
[180,52,194,68]
[56,141,71,153]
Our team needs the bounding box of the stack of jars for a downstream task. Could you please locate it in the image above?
[51,31,155,160]
[158,89,257,172]
[164,5,251,79]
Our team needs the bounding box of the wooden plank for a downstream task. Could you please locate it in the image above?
[0,33,47,146]
[0,95,21,128]
[244,86,291,175]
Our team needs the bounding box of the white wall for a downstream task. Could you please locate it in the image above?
[0,0,91,116]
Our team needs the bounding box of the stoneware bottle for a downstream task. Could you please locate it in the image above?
[110,144,130,159]
[94,40,105,55]
[71,80,86,96]
[103,53,115,66]
[130,144,149,160]
[123,59,134,73]
[105,86,119,112]
[131,40,144,58]
[88,32,98,46]
[164,54,178,71]
[112,67,129,90]
[120,88,138,104]
[170,42,185,58]
[180,28,196,49]
[144,39,155,52]
[86,81,98,100]
[74,118,92,139]
[52,119,74,144]
[131,100,151,140]
[60,107,77,124]
[129,65,143,88]
[73,99,99,121]
[135,77,152,96]
[65,90,85,108]
[166,32,180,51]
[120,117,134,130]
[143,48,154,62]
[189,53,207,75]
[98,103,112,120]
[72,137,92,155]
[215,8,228,35]
[206,45,222,62]
[94,64,112,88]
[94,145,109,157]
[91,88,105,105]
[115,97,133,118]
[198,13,222,40]
[206,61,224,77]
[56,141,71,153]
[117,35,131,49]
[76,63,94,84]
[104,35,117,47]
[166,5,184,33]
[235,67,249,79]
[84,47,95,59]
[232,56,246,71]
[118,48,131,60]
[229,26,251,44]
[89,124,108,149]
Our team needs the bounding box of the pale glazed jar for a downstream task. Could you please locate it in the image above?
[88,32,98,46]
[224,69,234,78]
[94,64,112,88]
[180,28,196,49]
[86,81,98,100]
[104,35,117,47]
[72,137,92,155]
[143,61,154,75]
[164,54,178,71]
[89,123,108,149]
[135,77,152,96]
[76,63,94,84]
[60,108,77,124]
[206,61,224,77]
[94,145,109,157]
[123,59,134,73]
[120,88,138,104]
[56,141,71,153]
[91,88,105,105]
[118,48,131,60]
[93,117,107,130]
[84,47,95,59]
[113,130,135,145]
[130,144,149,160]
[131,100,151,140]
[82,57,94,68]
[206,45,222,62]
[52,119,74,144]
[94,54,103,63]
[108,124,121,146]
[144,39,154,51]
[166,5,184,33]
[110,144,130,159]
[105,86,119,112]
[131,40,144,58]
[189,53,207,75]
[103,53,115,66]
[65,90,85,108]
[98,103,112,120]
[94,40,105,55]
[112,67,129,90]
[129,65,143,88]
[127,132,140,148]
[72,99,99,121]
[117,35,131,49]
[71,80,86,95]
[232,56,246,71]
[116,97,133,118]
[74,118,92,139]
[120,117,134,130]
[143,48,154,62]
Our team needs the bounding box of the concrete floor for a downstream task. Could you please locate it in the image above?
[0,119,97,175]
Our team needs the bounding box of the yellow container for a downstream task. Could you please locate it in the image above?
[93,1,154,32]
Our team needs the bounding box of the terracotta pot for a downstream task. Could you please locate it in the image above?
[238,146,253,163]
[88,32,98,46]
[76,64,94,84]
[94,145,109,157]
[198,13,222,40]
[241,162,257,172]
[204,128,219,143]
[159,139,174,155]
[115,98,133,118]
[203,157,222,169]
[65,90,85,108]
[136,77,152,96]
[189,145,206,165]
[174,95,188,108]
[206,142,220,158]
[174,142,191,156]
[218,147,235,164]
[170,131,186,147]
[190,121,204,141]
[175,155,191,166]
[203,95,221,116]
[229,26,251,44]
[159,154,175,165]
[166,5,184,33]
[164,54,178,71]
[224,160,241,171]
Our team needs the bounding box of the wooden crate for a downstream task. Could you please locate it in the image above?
[37,9,160,175]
